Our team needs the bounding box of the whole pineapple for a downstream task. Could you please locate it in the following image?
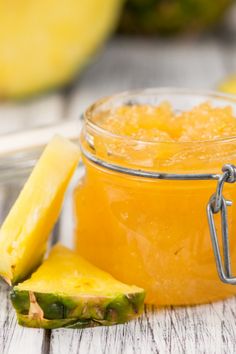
[120,0,233,35]
[0,0,122,99]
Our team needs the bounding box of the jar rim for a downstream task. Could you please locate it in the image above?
[84,87,236,146]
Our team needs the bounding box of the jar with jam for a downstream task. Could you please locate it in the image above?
[74,89,236,305]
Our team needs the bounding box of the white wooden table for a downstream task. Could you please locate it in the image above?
[1,9,236,353]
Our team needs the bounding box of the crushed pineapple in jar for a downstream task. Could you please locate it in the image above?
[75,99,236,305]
[96,102,236,142]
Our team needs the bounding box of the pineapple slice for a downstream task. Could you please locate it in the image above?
[11,244,145,329]
[0,136,80,285]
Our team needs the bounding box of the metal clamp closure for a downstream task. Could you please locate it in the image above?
[207,164,236,285]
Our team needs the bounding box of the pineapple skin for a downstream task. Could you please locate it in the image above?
[10,244,145,329]
[11,290,145,329]
[120,0,233,35]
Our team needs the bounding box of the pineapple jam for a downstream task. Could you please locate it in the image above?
[74,90,236,305]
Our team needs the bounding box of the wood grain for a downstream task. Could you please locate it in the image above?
[50,300,236,354]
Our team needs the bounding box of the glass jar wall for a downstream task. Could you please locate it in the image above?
[74,89,236,305]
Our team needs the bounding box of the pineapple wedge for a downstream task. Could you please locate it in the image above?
[0,136,80,285]
[11,244,145,329]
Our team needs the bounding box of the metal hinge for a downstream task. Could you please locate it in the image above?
[207,164,236,285]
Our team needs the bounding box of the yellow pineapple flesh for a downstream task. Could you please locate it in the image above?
[11,244,145,329]
[0,136,80,285]
[0,0,122,99]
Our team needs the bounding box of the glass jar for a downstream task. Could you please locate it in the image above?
[74,88,236,306]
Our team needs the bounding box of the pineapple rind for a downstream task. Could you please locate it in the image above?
[11,244,145,329]
[11,290,145,329]
[16,315,118,329]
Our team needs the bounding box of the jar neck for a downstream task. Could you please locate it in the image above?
[80,124,236,175]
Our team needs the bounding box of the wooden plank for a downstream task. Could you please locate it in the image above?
[0,93,65,136]
[50,299,236,354]
[66,37,231,118]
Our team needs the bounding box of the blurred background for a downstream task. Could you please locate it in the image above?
[0,0,236,138]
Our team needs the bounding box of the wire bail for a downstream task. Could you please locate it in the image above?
[207,164,236,284]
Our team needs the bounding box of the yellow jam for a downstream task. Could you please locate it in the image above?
[74,99,236,305]
[99,102,236,141]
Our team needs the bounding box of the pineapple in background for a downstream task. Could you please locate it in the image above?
[0,136,80,285]
[120,0,233,35]
[0,0,122,99]
[219,75,236,95]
